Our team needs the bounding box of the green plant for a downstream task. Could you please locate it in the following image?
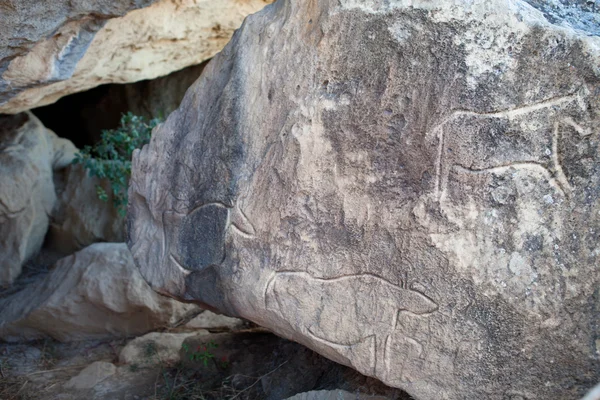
[181,341,218,367]
[38,339,58,368]
[0,358,10,378]
[73,112,162,216]
[143,341,159,359]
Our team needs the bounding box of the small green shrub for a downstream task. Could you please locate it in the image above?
[73,112,162,216]
[181,341,219,367]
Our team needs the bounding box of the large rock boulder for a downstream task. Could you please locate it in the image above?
[0,0,272,114]
[128,0,600,399]
[0,112,76,287]
[0,243,199,341]
[0,0,154,110]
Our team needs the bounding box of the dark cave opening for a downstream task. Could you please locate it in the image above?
[32,84,127,149]
[31,62,206,149]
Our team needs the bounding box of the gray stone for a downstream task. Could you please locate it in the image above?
[0,0,155,106]
[0,0,273,114]
[0,243,199,342]
[49,164,124,255]
[64,361,117,390]
[128,1,600,399]
[0,112,76,286]
[185,310,245,330]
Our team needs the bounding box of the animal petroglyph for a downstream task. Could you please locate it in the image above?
[166,201,256,275]
[431,90,590,201]
[265,271,438,382]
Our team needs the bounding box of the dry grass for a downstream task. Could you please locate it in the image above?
[0,376,32,400]
[147,361,288,400]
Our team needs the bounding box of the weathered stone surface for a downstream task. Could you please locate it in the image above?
[185,310,245,330]
[64,361,117,390]
[0,0,154,101]
[49,164,124,255]
[0,112,76,287]
[118,331,204,366]
[0,0,272,114]
[0,243,199,341]
[128,1,600,399]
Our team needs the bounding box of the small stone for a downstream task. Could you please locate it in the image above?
[64,361,116,390]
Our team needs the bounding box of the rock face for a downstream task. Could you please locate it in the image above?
[0,0,153,95]
[49,164,124,254]
[0,112,76,286]
[128,1,600,399]
[0,0,272,114]
[118,331,204,366]
[64,361,117,390]
[0,243,199,341]
[184,310,245,330]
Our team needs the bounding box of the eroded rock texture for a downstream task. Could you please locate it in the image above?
[0,243,199,342]
[49,164,125,255]
[0,112,76,286]
[0,0,154,110]
[0,0,271,114]
[128,1,600,399]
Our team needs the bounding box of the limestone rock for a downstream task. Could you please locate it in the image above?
[285,391,389,400]
[64,361,117,390]
[0,112,76,287]
[0,243,199,342]
[118,331,206,366]
[0,0,272,114]
[0,0,154,72]
[49,164,124,254]
[185,310,245,330]
[128,0,600,399]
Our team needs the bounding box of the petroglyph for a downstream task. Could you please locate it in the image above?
[265,271,437,380]
[384,332,424,384]
[431,91,588,201]
[229,202,257,238]
[164,201,256,274]
[452,163,568,196]
[551,121,572,194]
[169,254,192,277]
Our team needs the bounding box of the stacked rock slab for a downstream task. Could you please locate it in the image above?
[127,1,600,399]
[0,243,199,342]
[0,112,76,286]
[0,0,272,114]
[0,0,154,110]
